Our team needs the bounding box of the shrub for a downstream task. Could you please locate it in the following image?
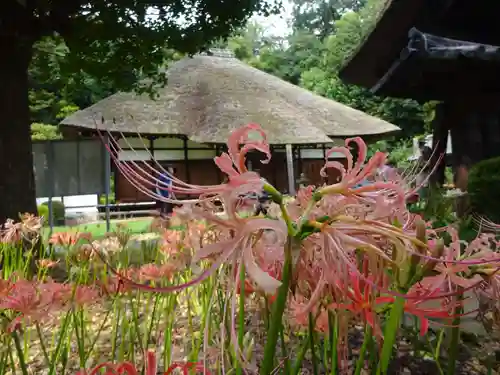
[37,205,49,225]
[41,200,66,225]
[468,156,500,222]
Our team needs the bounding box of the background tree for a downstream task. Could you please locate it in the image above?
[291,0,366,39]
[0,0,280,224]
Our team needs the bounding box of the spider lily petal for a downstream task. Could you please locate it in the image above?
[243,239,282,293]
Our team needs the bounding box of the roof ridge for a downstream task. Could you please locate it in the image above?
[198,48,236,58]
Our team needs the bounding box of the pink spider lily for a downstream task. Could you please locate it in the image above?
[37,258,59,269]
[100,217,287,295]
[319,138,404,203]
[96,123,269,205]
[0,214,42,244]
[289,294,329,332]
[49,231,92,247]
[0,279,61,330]
[413,229,490,297]
[77,350,210,375]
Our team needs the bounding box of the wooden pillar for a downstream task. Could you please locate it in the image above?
[183,136,191,183]
[149,136,155,160]
[297,145,303,175]
[270,146,278,188]
[215,145,223,184]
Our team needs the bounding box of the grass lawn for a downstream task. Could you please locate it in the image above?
[43,217,153,239]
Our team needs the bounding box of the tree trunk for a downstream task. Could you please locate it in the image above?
[0,36,37,225]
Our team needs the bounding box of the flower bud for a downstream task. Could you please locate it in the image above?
[410,219,427,267]
[244,332,255,362]
[422,239,444,274]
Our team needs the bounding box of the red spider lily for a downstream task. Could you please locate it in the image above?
[77,350,210,375]
[403,290,465,336]
[98,269,136,296]
[328,270,394,338]
[165,361,211,375]
[235,261,282,302]
[235,275,255,296]
[139,263,178,282]
[0,278,13,299]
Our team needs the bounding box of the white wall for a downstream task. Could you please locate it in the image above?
[117,137,346,161]
[117,137,217,161]
[36,194,99,219]
[409,132,453,161]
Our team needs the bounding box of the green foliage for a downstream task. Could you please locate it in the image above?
[99,176,116,205]
[367,139,413,168]
[29,37,86,125]
[31,123,62,141]
[291,0,367,39]
[37,205,50,225]
[41,201,66,225]
[21,1,283,127]
[468,156,500,222]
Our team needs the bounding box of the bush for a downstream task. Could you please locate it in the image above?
[37,205,49,225]
[468,156,500,222]
[41,200,66,225]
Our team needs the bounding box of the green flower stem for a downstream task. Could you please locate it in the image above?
[260,237,293,375]
[292,337,311,375]
[145,293,161,349]
[377,296,405,375]
[354,325,372,375]
[128,292,145,355]
[279,326,291,375]
[85,304,113,363]
[111,299,122,359]
[35,323,50,367]
[236,263,245,375]
[12,331,29,375]
[263,182,296,235]
[308,313,319,375]
[447,291,463,375]
[328,311,338,375]
[48,311,72,375]
[72,310,86,369]
[297,200,316,233]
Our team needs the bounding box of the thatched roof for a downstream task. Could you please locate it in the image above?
[61,54,399,144]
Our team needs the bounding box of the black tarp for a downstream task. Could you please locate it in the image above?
[371,28,500,101]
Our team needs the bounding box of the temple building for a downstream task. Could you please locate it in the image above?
[61,50,398,203]
[339,0,500,184]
